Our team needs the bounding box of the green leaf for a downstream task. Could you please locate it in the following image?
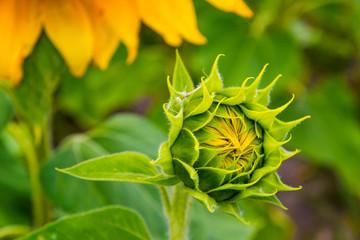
[18,206,151,240]
[173,50,194,93]
[41,114,169,239]
[58,152,177,186]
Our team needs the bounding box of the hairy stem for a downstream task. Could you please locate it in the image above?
[168,184,192,240]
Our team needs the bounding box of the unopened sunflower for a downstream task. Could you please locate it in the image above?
[154,53,309,223]
[0,0,253,85]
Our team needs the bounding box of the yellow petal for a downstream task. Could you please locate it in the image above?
[0,0,41,85]
[137,0,206,46]
[99,0,140,64]
[43,0,93,77]
[206,0,253,18]
[164,0,206,45]
[136,0,183,46]
[87,1,120,69]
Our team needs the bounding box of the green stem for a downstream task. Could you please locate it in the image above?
[7,123,49,228]
[168,184,192,240]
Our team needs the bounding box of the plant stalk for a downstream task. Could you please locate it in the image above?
[167,184,192,240]
[7,123,49,228]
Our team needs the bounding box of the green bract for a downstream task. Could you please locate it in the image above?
[154,52,309,223]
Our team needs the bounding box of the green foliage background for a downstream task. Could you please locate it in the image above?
[1,0,360,239]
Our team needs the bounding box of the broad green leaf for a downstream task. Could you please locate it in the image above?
[59,151,156,179]
[58,152,177,186]
[41,114,168,239]
[18,206,151,240]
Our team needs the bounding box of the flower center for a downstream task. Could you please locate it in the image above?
[203,106,260,172]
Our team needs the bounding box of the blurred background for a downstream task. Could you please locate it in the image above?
[1,0,360,239]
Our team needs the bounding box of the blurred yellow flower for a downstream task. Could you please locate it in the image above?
[0,0,252,85]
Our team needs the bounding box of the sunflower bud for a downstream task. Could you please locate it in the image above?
[154,52,309,223]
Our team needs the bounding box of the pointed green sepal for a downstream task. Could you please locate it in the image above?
[244,64,269,102]
[255,74,282,106]
[167,76,185,101]
[173,158,200,190]
[204,54,224,93]
[194,146,225,168]
[280,147,301,161]
[269,115,311,141]
[185,187,217,213]
[263,131,292,158]
[173,50,194,93]
[184,79,213,118]
[220,78,251,105]
[248,195,288,210]
[153,141,175,176]
[241,95,294,130]
[197,167,236,192]
[171,128,199,165]
[164,103,183,146]
[218,202,250,224]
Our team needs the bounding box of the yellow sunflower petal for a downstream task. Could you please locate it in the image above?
[100,0,140,64]
[43,0,93,77]
[88,1,120,69]
[136,0,182,46]
[165,0,207,45]
[137,0,206,46]
[206,0,253,18]
[0,0,41,85]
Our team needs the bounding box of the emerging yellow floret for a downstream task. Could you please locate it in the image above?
[203,107,261,172]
